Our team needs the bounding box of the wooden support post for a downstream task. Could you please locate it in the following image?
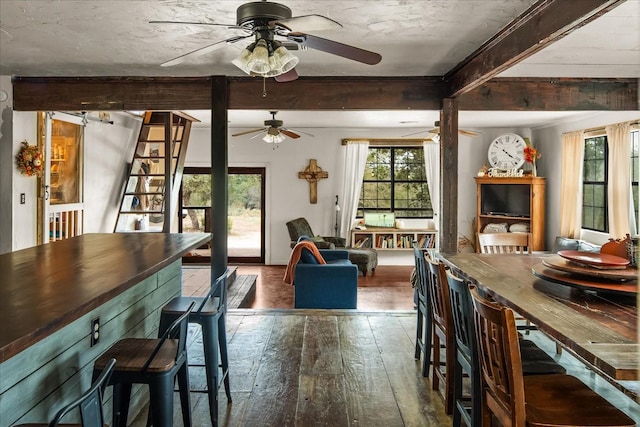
[440,98,459,253]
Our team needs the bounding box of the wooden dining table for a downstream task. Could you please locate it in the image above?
[438,252,638,399]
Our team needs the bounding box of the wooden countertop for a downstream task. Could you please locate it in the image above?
[0,233,211,362]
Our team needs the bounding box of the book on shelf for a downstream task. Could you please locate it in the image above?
[353,236,371,248]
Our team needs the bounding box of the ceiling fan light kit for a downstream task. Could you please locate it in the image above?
[263,132,286,143]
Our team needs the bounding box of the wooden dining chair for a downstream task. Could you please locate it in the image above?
[425,254,455,415]
[469,286,635,427]
[15,358,116,427]
[477,232,530,254]
[412,243,433,377]
[445,273,566,427]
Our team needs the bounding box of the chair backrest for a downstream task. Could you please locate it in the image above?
[445,269,475,364]
[286,217,314,241]
[199,269,228,312]
[425,255,451,333]
[412,244,429,306]
[477,232,531,254]
[470,286,526,427]
[143,301,196,371]
[48,358,116,427]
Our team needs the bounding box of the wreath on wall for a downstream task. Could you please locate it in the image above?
[15,140,43,177]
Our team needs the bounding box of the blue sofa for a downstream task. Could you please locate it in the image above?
[294,249,359,309]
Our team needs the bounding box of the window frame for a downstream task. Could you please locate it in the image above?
[358,146,433,219]
[581,134,608,233]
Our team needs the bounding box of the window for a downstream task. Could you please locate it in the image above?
[582,136,608,232]
[358,147,432,218]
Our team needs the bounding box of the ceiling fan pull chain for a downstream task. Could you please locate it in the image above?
[262,77,267,98]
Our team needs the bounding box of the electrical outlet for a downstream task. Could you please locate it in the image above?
[20,193,25,204]
[90,318,100,347]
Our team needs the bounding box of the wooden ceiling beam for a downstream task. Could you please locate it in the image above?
[11,76,636,112]
[445,0,627,97]
[459,77,638,111]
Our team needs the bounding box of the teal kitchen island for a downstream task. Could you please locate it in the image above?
[0,233,211,425]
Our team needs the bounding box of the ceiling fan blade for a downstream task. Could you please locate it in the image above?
[272,15,342,32]
[249,129,269,139]
[284,127,315,138]
[149,20,244,30]
[160,34,250,67]
[274,68,298,82]
[286,32,382,65]
[232,127,265,137]
[460,129,481,137]
[401,129,430,138]
[280,129,300,139]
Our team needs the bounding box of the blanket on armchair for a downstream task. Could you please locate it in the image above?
[283,240,326,285]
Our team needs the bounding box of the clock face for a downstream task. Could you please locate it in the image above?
[487,133,526,169]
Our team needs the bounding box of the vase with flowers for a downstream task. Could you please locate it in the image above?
[523,138,541,176]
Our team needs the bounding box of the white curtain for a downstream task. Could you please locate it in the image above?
[606,122,633,238]
[339,141,369,243]
[559,131,585,238]
[423,140,439,229]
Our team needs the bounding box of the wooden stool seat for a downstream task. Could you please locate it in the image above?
[94,339,178,372]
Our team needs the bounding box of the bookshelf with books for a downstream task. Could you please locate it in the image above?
[351,228,437,251]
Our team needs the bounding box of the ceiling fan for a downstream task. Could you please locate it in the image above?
[150,0,382,82]
[231,111,314,143]
[402,121,481,138]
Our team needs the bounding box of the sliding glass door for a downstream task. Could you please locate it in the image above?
[180,166,265,263]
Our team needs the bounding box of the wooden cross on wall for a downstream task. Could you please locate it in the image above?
[298,159,328,204]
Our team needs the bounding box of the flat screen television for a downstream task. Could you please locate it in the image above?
[481,184,530,217]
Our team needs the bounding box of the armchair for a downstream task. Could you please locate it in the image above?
[284,241,358,309]
[286,217,346,249]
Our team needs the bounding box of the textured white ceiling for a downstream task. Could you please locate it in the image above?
[1,0,638,128]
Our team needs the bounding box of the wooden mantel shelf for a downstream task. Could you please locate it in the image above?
[0,232,210,362]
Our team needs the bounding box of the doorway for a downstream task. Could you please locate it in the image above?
[179,166,265,264]
[37,112,84,244]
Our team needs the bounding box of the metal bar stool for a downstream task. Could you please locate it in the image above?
[93,303,195,427]
[15,358,116,427]
[159,271,232,427]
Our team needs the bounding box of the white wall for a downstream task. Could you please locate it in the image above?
[532,111,640,247]
[82,113,142,233]
[11,112,39,250]
[4,111,140,251]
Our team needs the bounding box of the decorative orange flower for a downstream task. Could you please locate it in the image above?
[523,142,541,164]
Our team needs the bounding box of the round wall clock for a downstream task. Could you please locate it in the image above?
[487,133,526,169]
